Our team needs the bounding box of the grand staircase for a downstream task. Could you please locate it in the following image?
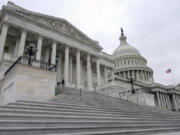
[0,88,180,135]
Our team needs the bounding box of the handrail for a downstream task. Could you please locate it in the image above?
[4,56,57,76]
[4,56,22,76]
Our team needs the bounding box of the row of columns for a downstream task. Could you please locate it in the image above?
[118,70,153,81]
[116,59,145,68]
[0,23,109,90]
[156,92,172,109]
[173,94,180,110]
[61,46,108,90]
[0,23,51,64]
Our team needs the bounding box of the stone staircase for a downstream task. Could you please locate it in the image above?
[0,88,180,134]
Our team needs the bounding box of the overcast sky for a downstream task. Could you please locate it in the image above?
[0,0,180,86]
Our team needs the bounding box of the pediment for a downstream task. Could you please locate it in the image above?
[3,2,102,50]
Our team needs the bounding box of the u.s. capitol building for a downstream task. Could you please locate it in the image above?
[0,1,180,111]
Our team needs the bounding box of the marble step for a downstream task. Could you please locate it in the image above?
[0,105,174,119]
[16,100,97,108]
[0,107,179,120]
[0,108,163,118]
[8,102,165,115]
[0,126,180,135]
[0,114,180,122]
[1,120,180,127]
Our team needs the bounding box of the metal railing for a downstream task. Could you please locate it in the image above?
[4,56,57,76]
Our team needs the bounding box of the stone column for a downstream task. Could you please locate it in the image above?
[143,71,146,81]
[176,95,180,109]
[18,30,27,57]
[162,93,167,108]
[168,95,172,108]
[148,72,151,81]
[164,94,169,109]
[127,71,130,78]
[76,49,81,88]
[57,52,62,83]
[159,92,165,108]
[136,71,139,81]
[140,71,142,80]
[69,55,73,83]
[45,48,50,63]
[149,72,151,81]
[36,36,43,61]
[156,92,161,107]
[166,94,171,109]
[132,70,134,79]
[13,39,20,59]
[178,96,180,106]
[173,94,177,110]
[123,71,125,78]
[0,23,9,62]
[164,94,168,109]
[51,42,57,65]
[96,58,101,86]
[64,46,69,86]
[104,66,108,84]
[87,53,92,90]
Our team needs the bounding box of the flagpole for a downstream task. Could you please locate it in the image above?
[171,70,176,85]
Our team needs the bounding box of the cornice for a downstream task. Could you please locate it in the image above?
[2,5,103,51]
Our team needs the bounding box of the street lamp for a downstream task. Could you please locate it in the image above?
[129,75,135,94]
[25,43,38,66]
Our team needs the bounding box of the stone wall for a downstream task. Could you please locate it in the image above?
[0,64,56,104]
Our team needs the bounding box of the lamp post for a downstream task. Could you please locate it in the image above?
[129,75,135,94]
[25,43,38,66]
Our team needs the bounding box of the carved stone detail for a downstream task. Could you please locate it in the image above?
[4,6,102,50]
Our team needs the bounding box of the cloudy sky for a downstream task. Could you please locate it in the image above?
[0,0,180,85]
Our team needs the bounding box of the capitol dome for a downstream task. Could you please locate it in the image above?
[113,33,141,58]
[113,28,154,82]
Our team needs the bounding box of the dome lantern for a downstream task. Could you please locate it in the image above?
[119,28,127,45]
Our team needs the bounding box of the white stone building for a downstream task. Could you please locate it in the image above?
[0,2,180,111]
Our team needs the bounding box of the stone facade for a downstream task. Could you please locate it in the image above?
[0,64,56,104]
[0,2,180,111]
